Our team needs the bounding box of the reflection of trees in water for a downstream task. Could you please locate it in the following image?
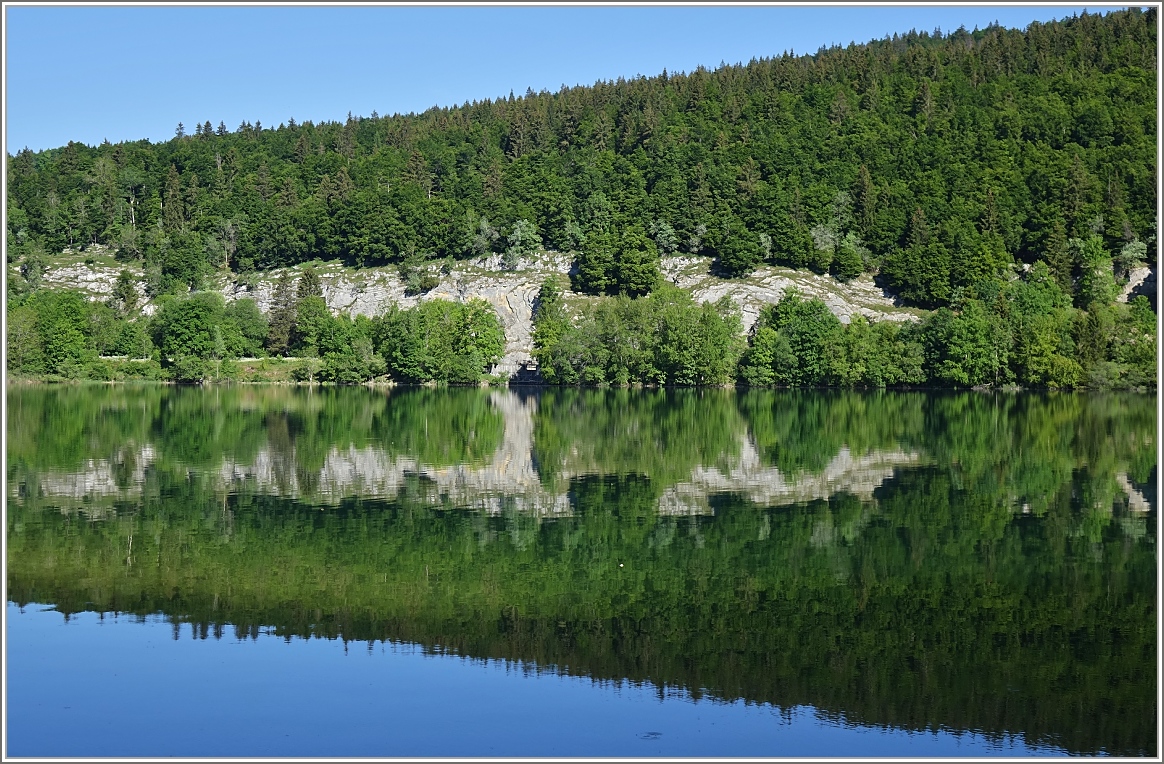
[8,472,1157,756]
[6,388,1157,756]
[263,411,299,497]
[7,388,1156,526]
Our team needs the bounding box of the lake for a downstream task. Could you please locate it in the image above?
[5,385,1157,757]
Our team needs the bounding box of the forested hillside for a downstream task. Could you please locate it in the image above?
[8,8,1156,295]
[5,8,1158,387]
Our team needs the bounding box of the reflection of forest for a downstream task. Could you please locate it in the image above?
[6,387,1157,756]
[9,387,1155,517]
[8,481,1156,757]
[10,389,926,513]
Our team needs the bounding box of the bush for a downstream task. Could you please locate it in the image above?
[398,254,440,295]
[169,355,208,383]
[84,358,115,381]
[118,359,164,381]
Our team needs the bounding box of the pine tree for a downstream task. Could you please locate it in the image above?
[1044,217,1073,295]
[852,165,876,237]
[297,266,323,300]
[163,165,184,232]
[615,229,661,296]
[266,273,297,356]
[575,229,616,295]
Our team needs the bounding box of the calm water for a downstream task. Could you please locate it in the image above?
[6,385,1157,757]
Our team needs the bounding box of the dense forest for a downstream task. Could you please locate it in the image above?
[5,8,1158,387]
[7,387,1157,756]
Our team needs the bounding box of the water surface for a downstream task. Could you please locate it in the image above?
[6,386,1157,757]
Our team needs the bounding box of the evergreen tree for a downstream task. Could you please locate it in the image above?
[266,273,297,356]
[614,228,661,297]
[297,266,323,301]
[574,229,617,295]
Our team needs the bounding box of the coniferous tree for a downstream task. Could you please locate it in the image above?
[266,273,297,356]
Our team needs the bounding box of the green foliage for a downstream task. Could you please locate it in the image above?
[1004,262,1081,387]
[837,317,926,386]
[376,298,504,383]
[111,320,154,358]
[265,273,297,355]
[1072,235,1118,308]
[315,315,386,384]
[1097,296,1158,388]
[531,277,571,381]
[573,228,617,295]
[6,304,45,375]
[881,240,952,307]
[169,354,209,383]
[712,217,762,277]
[832,232,866,282]
[469,216,501,257]
[742,291,845,386]
[613,228,660,297]
[223,298,268,357]
[111,269,139,316]
[502,218,542,270]
[296,266,323,300]
[24,289,96,378]
[7,9,1153,312]
[768,214,815,269]
[151,292,231,361]
[648,220,679,255]
[656,292,745,385]
[18,242,46,292]
[291,296,332,356]
[920,300,1007,387]
[536,286,743,386]
[7,289,157,377]
[397,251,440,295]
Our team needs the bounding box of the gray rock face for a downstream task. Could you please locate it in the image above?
[1119,265,1156,305]
[38,251,920,377]
[662,255,920,331]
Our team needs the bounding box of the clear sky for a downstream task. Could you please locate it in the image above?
[4,4,1122,154]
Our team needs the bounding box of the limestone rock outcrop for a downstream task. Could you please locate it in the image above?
[39,251,922,378]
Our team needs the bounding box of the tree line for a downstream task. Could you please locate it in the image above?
[6,266,505,385]
[5,255,1154,388]
[5,8,1156,311]
[531,266,1155,389]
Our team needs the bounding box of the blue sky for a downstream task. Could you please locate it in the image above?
[5,4,1121,154]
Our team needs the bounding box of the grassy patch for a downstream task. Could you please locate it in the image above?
[51,245,126,272]
[234,357,311,384]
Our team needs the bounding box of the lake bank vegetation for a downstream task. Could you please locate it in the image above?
[6,265,1155,389]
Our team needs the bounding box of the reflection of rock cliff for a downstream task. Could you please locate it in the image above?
[16,391,924,515]
[215,391,571,516]
[659,442,921,515]
[26,445,157,502]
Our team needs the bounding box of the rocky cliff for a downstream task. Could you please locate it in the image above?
[37,246,926,377]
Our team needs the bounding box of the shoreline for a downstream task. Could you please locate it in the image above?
[6,377,1155,394]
